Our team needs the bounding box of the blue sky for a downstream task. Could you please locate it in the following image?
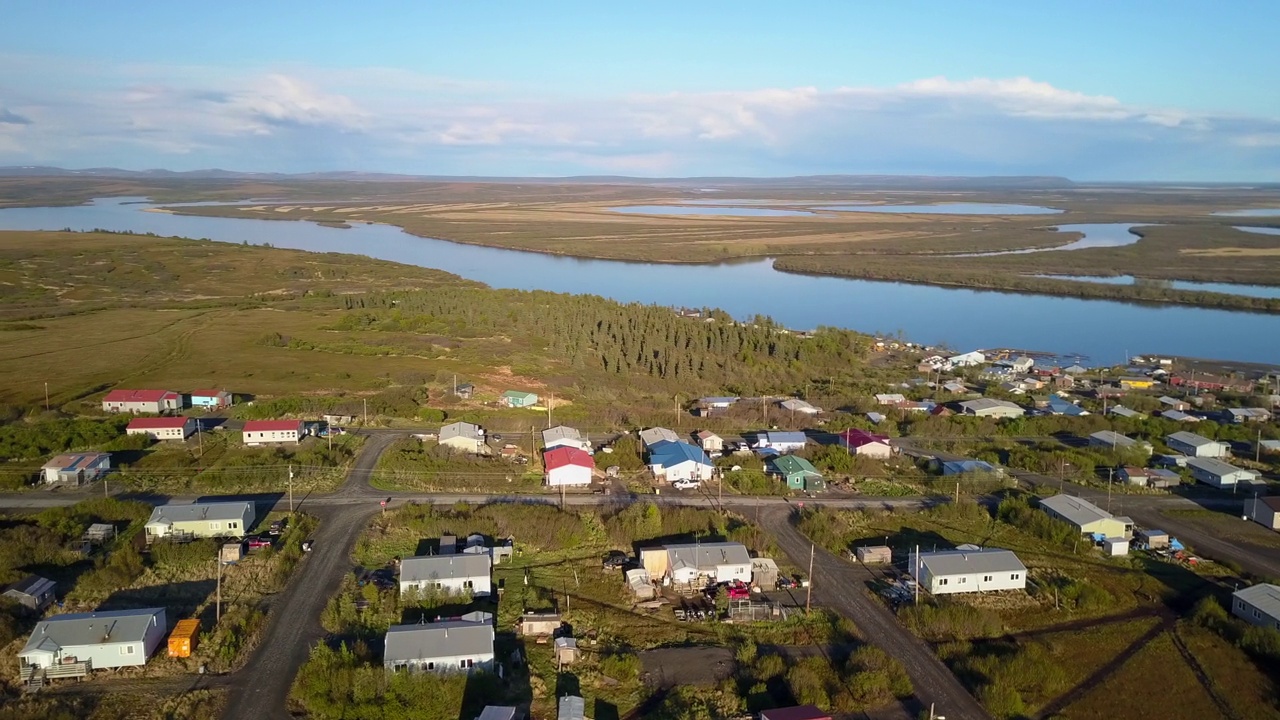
[1,2,1277,180]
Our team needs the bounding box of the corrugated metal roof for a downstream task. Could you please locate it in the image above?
[558,695,586,720]
[400,554,491,584]
[913,548,1026,577]
[647,440,711,468]
[1039,494,1118,528]
[477,707,518,720]
[1187,457,1258,479]
[20,608,164,654]
[1235,584,1280,622]
[103,389,178,403]
[662,542,751,570]
[383,620,493,664]
[1167,431,1217,448]
[146,502,251,525]
[242,420,302,432]
[439,422,483,442]
[42,453,110,471]
[5,574,54,598]
[639,427,680,446]
[544,446,594,470]
[541,426,583,443]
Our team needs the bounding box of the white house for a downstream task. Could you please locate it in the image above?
[755,431,807,454]
[694,430,724,453]
[1088,431,1152,454]
[646,441,714,483]
[41,453,111,485]
[542,426,591,453]
[909,548,1027,595]
[779,398,822,415]
[1185,457,1260,489]
[874,393,907,406]
[242,420,304,446]
[1232,584,1280,631]
[957,399,1025,418]
[948,351,986,367]
[1246,496,1280,531]
[438,422,488,454]
[101,389,181,414]
[383,620,494,673]
[1166,431,1228,458]
[145,502,255,540]
[19,608,166,672]
[639,542,752,585]
[126,417,195,441]
[544,446,594,487]
[399,553,492,597]
[639,427,680,447]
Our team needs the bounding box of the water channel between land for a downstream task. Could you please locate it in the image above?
[0,197,1278,366]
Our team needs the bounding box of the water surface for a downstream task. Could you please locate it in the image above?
[1213,209,1280,217]
[1034,275,1280,300]
[609,205,815,217]
[1235,226,1280,236]
[816,202,1062,215]
[953,224,1148,257]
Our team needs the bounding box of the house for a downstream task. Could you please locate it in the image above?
[1038,495,1133,538]
[500,390,539,408]
[779,398,821,415]
[1232,584,1280,631]
[1053,375,1076,390]
[516,612,562,637]
[1166,431,1228,458]
[998,381,1027,395]
[242,420,303,446]
[997,356,1035,373]
[19,608,166,672]
[1162,410,1201,423]
[639,427,680,447]
[439,422,488,454]
[1088,431,1151,454]
[694,430,724,453]
[939,459,1001,476]
[1185,457,1260,489]
[1246,496,1280,531]
[699,396,740,410]
[866,412,887,425]
[639,542,752,585]
[948,350,986,367]
[1108,405,1145,419]
[1117,466,1181,489]
[901,401,936,413]
[478,708,518,720]
[1117,376,1156,390]
[454,383,474,400]
[145,502,254,540]
[769,456,825,492]
[1064,364,1088,376]
[1103,537,1130,556]
[1136,529,1170,549]
[400,553,492,597]
[760,707,833,720]
[908,548,1027,595]
[126,416,195,441]
[41,452,111,485]
[383,620,494,673]
[942,381,968,393]
[756,431,807,454]
[1227,407,1272,423]
[874,393,907,406]
[646,441,714,483]
[626,568,655,600]
[101,389,181,414]
[544,447,594,487]
[1159,396,1190,412]
[3,575,56,612]
[542,426,591,453]
[188,389,232,409]
[836,429,893,459]
[957,398,1025,418]
[558,696,586,720]
[1046,394,1089,416]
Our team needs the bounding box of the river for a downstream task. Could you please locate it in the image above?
[0,197,1277,366]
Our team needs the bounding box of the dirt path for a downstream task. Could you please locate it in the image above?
[759,505,990,720]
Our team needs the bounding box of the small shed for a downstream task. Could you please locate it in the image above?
[751,558,779,589]
[491,539,515,565]
[517,612,562,637]
[220,542,244,565]
[855,545,893,564]
[439,535,457,555]
[83,523,116,545]
[626,568,655,600]
[1103,537,1130,557]
[167,618,200,658]
[3,575,56,612]
[1137,529,1170,550]
[554,637,580,665]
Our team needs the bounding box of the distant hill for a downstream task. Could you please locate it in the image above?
[0,165,1077,189]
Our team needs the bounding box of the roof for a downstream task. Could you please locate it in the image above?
[762,431,806,445]
[1167,431,1217,448]
[958,398,1024,414]
[694,430,721,440]
[42,452,110,471]
[1090,431,1139,447]
[1234,584,1280,620]
[779,398,819,412]
[914,548,1026,577]
[1160,395,1186,405]
[639,427,679,446]
[400,554,491,584]
[940,460,998,475]
[760,706,832,720]
[558,695,586,720]
[103,389,178,403]
[1162,410,1200,422]
[1186,457,1258,479]
[21,608,164,654]
[1039,494,1119,528]
[127,417,190,430]
[771,455,821,477]
[700,396,739,405]
[663,542,751,570]
[541,426,583,444]
[383,620,494,663]
[544,446,594,471]
[1064,364,1088,374]
[1255,496,1280,512]
[838,428,890,448]
[502,390,538,400]
[1047,395,1088,416]
[477,707,518,720]
[147,502,252,526]
[647,440,711,468]
[1109,405,1143,418]
[243,420,302,432]
[440,422,484,442]
[189,389,228,398]
[5,574,54,598]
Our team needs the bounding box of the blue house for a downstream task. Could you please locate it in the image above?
[647,441,714,484]
[1046,394,1089,417]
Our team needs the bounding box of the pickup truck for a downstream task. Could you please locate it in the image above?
[246,536,273,550]
[672,480,700,490]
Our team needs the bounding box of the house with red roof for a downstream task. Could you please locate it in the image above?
[835,429,893,459]
[242,420,304,446]
[544,446,594,487]
[127,417,195,441]
[102,389,181,414]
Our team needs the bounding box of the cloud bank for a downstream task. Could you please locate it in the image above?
[0,61,1276,180]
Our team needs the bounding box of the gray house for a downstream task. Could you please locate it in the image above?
[1246,496,1280,531]
[3,575,56,612]
[1185,457,1260,489]
[438,422,489,454]
[399,553,492,597]
[383,620,494,673]
[558,695,586,720]
[1088,431,1151,454]
[957,398,1025,418]
[41,453,112,485]
[19,608,167,671]
[1166,431,1228,458]
[1233,584,1280,631]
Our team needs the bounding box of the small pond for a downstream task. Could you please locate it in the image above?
[608,205,816,217]
[815,202,1062,215]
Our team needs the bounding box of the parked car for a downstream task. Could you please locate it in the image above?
[269,519,286,536]
[247,536,273,550]
[602,550,629,570]
[672,480,700,490]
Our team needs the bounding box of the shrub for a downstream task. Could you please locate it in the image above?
[600,652,640,682]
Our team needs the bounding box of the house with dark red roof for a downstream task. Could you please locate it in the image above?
[126,416,195,441]
[544,446,594,487]
[836,429,893,459]
[102,389,181,414]
[242,420,304,446]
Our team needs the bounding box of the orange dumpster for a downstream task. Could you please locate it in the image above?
[167,618,200,658]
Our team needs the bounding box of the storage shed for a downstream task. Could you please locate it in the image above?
[554,637,580,665]
[750,557,779,589]
[1136,529,1170,549]
[855,546,893,564]
[516,612,562,637]
[220,542,244,565]
[167,619,200,658]
[1103,537,1130,557]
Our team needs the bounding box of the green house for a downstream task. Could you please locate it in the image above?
[501,390,540,408]
[770,455,825,492]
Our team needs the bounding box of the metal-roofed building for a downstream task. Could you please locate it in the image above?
[41,452,111,485]
[383,620,494,673]
[126,416,196,441]
[101,389,181,414]
[19,607,166,671]
[1186,457,1260,489]
[957,398,1025,418]
[438,422,488,454]
[145,502,254,540]
[399,553,492,597]
[779,398,821,415]
[1088,431,1151,453]
[3,575,56,612]
[477,707,519,720]
[1247,496,1280,531]
[541,425,591,453]
[1166,431,1227,458]
[639,427,680,447]
[1233,584,1280,631]
[558,695,586,720]
[646,440,713,483]
[769,455,825,492]
[755,431,807,454]
[639,542,752,585]
[909,548,1027,595]
[500,390,539,408]
[1039,495,1132,538]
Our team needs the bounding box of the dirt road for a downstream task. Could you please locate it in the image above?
[759,506,990,720]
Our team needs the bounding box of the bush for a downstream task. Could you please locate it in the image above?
[600,652,640,682]
[899,601,1004,641]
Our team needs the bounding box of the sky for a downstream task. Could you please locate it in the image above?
[1,2,1278,180]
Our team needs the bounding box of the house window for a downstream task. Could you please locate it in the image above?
[982,575,993,582]
[427,661,435,670]
[393,663,407,672]
[466,659,474,668]
[957,577,967,584]
[210,522,221,531]
[120,645,135,655]
[463,580,474,589]
[1011,573,1021,580]
[228,522,238,530]
[1237,599,1245,610]
[1254,609,1261,619]
[938,578,948,586]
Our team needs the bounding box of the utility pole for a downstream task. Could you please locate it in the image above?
[914,544,920,604]
[44,382,49,412]
[288,465,294,514]
[805,543,814,613]
[363,398,368,425]
[197,421,204,458]
[1106,467,1113,513]
[103,475,109,499]
[548,394,554,427]
[674,395,679,427]
[1258,429,1263,464]
[216,557,222,623]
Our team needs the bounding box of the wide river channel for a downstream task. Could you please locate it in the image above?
[1,197,1277,366]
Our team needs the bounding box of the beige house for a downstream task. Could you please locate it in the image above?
[145,502,255,540]
[127,417,196,441]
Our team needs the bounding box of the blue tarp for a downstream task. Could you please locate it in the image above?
[1170,538,1185,551]
[1091,532,1107,543]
